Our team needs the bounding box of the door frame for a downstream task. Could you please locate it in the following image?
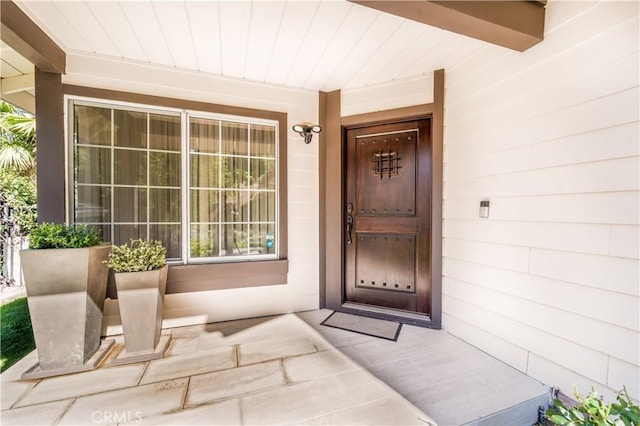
[319,70,444,329]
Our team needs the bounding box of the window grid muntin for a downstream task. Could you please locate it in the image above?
[72,102,183,261]
[70,98,279,264]
[187,114,278,261]
[74,104,183,260]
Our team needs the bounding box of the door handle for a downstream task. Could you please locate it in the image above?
[346,202,354,245]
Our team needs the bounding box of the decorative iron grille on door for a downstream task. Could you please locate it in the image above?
[372,149,401,179]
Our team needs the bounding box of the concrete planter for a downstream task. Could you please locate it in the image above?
[20,244,114,378]
[112,265,169,363]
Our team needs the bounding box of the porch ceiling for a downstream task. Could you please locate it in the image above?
[1,41,35,113]
[14,0,502,92]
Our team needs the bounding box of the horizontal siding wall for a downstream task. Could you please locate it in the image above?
[443,0,639,402]
[62,54,321,331]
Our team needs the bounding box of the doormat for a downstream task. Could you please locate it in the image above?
[321,311,402,341]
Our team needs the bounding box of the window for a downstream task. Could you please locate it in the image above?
[70,99,279,264]
[189,117,277,260]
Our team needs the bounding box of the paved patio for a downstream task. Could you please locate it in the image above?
[298,310,550,426]
[1,310,548,425]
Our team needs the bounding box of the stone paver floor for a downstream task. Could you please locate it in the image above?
[296,310,549,426]
[1,313,436,426]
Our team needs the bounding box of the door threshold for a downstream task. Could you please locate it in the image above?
[340,302,441,329]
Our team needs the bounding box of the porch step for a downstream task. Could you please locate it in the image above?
[297,309,550,426]
[461,394,550,426]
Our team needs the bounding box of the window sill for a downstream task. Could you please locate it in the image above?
[165,259,288,294]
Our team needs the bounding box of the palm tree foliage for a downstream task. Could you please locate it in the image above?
[0,100,37,241]
[0,101,36,175]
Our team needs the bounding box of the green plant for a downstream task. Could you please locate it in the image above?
[0,101,36,175]
[28,223,102,249]
[546,386,640,426]
[611,388,640,426]
[190,236,213,257]
[0,297,35,373]
[105,239,166,273]
[0,168,37,235]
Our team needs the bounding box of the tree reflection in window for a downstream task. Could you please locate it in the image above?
[74,104,182,259]
[189,118,277,259]
[72,101,278,262]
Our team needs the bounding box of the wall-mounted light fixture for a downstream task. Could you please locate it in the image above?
[292,123,322,144]
[479,200,490,218]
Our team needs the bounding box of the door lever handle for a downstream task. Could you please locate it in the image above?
[346,215,353,245]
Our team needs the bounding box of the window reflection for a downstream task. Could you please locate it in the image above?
[73,102,278,263]
[74,105,182,260]
[188,118,277,259]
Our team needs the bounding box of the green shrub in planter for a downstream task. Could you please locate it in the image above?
[545,386,639,426]
[105,239,166,273]
[20,223,111,377]
[105,239,169,362]
[29,223,102,249]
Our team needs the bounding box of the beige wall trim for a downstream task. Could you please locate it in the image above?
[349,0,545,52]
[1,1,66,73]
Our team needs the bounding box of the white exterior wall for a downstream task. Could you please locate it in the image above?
[341,74,434,117]
[443,1,639,401]
[62,54,321,332]
[342,0,640,402]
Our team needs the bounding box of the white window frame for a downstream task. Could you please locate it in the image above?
[185,110,280,264]
[66,95,280,265]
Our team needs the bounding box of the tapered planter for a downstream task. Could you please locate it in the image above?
[20,244,114,379]
[112,265,169,363]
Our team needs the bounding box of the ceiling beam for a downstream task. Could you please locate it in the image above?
[0,1,65,73]
[1,73,35,94]
[349,1,545,52]
[1,91,35,114]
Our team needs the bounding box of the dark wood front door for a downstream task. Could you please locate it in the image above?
[345,119,431,314]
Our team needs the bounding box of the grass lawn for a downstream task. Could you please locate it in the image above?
[0,297,35,373]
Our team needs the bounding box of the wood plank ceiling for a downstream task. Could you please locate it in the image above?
[1,41,35,112]
[12,0,507,93]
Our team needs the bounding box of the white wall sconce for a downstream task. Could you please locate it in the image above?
[292,123,322,144]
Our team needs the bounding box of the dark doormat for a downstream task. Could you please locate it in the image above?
[321,311,402,341]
